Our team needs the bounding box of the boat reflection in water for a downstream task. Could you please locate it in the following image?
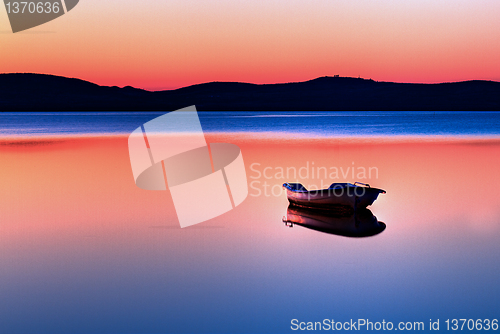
[282,205,386,238]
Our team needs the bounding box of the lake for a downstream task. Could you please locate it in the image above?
[1,111,500,137]
[1,112,499,333]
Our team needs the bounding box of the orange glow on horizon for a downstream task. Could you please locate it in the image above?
[0,1,499,90]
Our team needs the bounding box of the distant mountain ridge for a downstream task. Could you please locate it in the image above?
[1,73,499,111]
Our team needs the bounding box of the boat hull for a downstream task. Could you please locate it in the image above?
[283,183,385,209]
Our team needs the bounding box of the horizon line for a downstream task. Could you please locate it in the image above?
[2,72,500,93]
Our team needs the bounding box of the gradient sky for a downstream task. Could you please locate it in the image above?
[1,0,500,90]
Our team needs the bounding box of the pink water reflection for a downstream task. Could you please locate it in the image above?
[1,134,499,333]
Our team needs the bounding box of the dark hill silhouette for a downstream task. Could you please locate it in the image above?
[1,73,499,111]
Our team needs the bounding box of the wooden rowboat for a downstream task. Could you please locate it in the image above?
[283,182,385,209]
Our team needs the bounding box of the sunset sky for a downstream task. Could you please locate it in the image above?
[1,0,500,90]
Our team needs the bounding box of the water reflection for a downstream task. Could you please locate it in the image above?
[282,205,386,237]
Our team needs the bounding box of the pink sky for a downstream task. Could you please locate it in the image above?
[1,0,500,90]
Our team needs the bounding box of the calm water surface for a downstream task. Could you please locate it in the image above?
[1,111,500,137]
[0,112,499,333]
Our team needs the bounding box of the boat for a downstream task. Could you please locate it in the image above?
[282,182,385,209]
[282,205,386,237]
